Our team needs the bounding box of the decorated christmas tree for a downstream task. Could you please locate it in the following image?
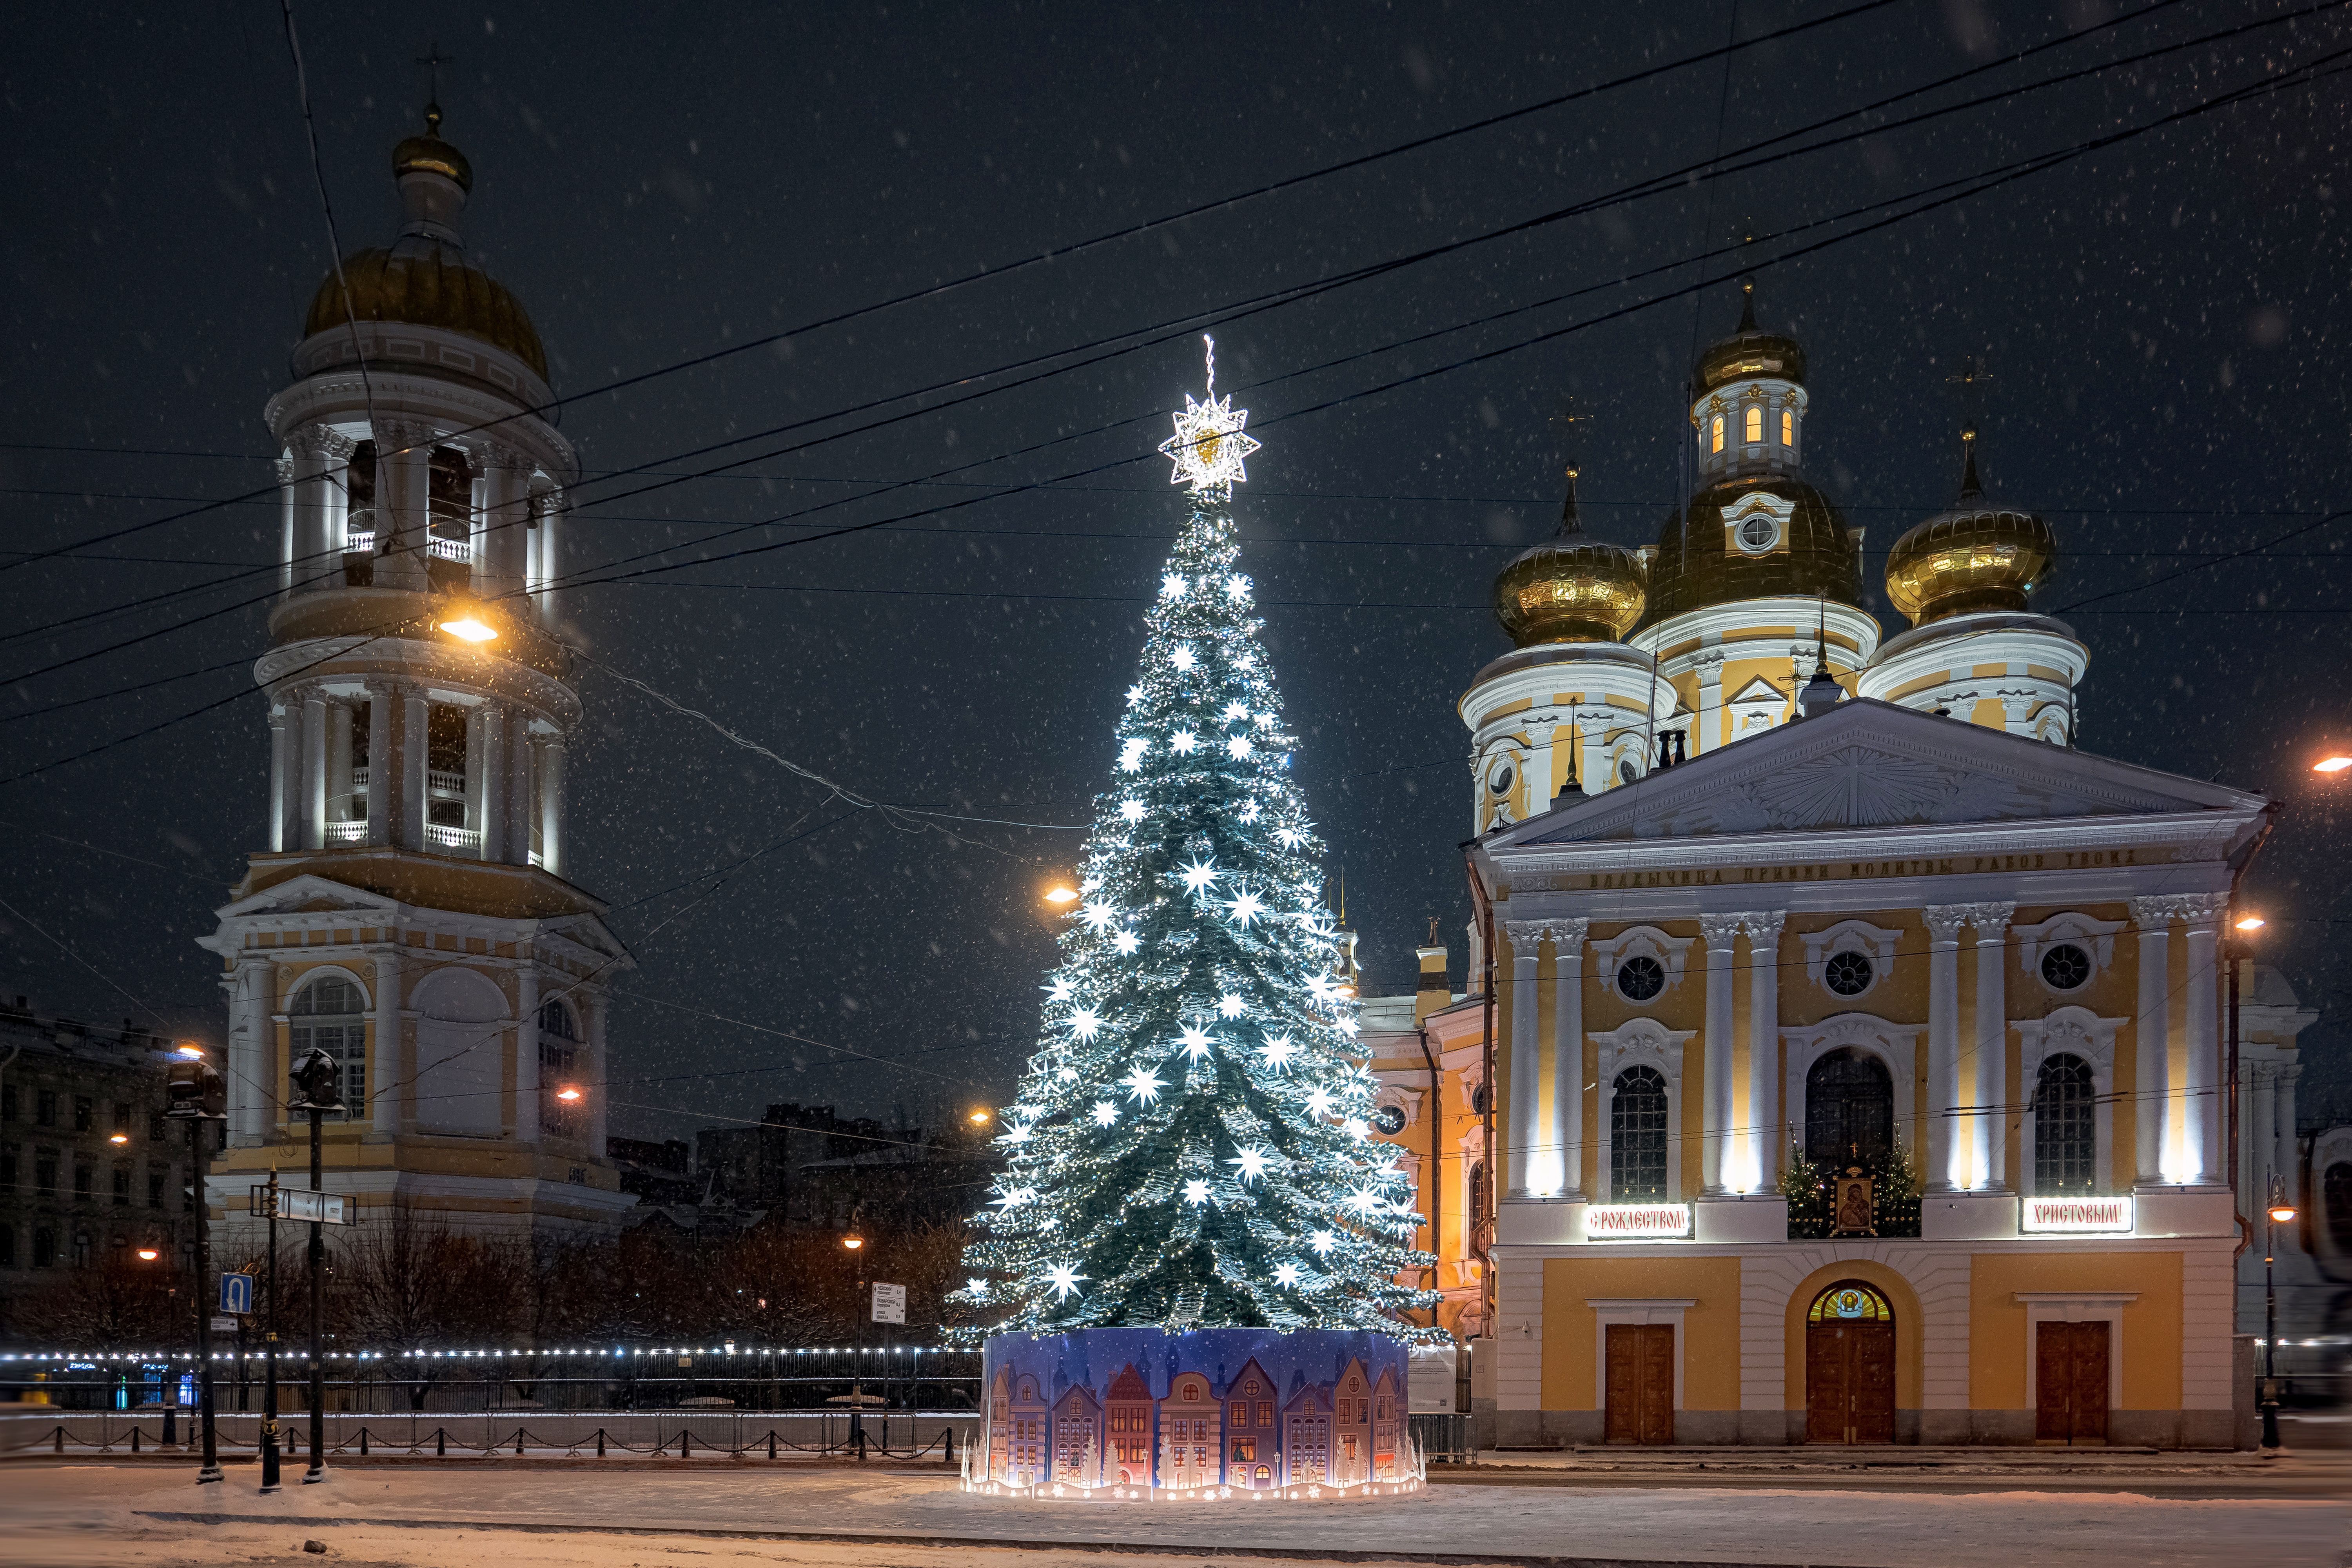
[957,341,1434,1335]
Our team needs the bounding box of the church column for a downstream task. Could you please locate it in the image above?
[505,712,537,866]
[514,964,541,1145]
[530,490,564,627]
[287,428,341,594]
[1742,911,1786,1193]
[400,687,430,851]
[227,960,272,1146]
[1699,914,1743,1194]
[1694,652,1724,756]
[539,735,568,878]
[267,706,290,853]
[1924,906,1968,1192]
[374,420,432,592]
[370,949,403,1136]
[277,454,297,598]
[2181,893,2225,1185]
[462,707,486,851]
[364,682,394,846]
[1969,903,2016,1191]
[1502,921,1546,1198]
[327,701,355,831]
[300,691,328,851]
[1548,920,1588,1198]
[1578,708,1610,797]
[1526,716,1557,816]
[2277,1063,2303,1207]
[2129,898,2174,1186]
[478,705,508,862]
[2248,1065,2277,1213]
[479,449,532,600]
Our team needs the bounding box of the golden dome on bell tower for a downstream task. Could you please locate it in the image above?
[1884,426,2058,626]
[1492,465,1648,645]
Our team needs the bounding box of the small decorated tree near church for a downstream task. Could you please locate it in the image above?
[957,345,1432,1502]
[959,341,1432,1337]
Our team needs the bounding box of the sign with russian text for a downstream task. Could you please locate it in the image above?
[2021,1195,2132,1233]
[871,1281,907,1324]
[1583,1203,1690,1240]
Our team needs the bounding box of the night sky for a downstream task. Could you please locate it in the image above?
[5,0,2349,1142]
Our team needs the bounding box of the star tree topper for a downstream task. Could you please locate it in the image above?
[1158,335,1263,494]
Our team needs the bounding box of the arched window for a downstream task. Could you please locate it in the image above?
[539,998,582,1138]
[1805,1048,1891,1172]
[2033,1053,2097,1192]
[2325,1162,2352,1256]
[1710,414,1725,454]
[1611,1065,1669,1199]
[1806,1280,1892,1322]
[1780,408,1794,446]
[1744,405,1763,444]
[289,975,366,1118]
[1466,1161,1490,1258]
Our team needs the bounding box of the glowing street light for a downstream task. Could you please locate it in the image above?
[439,617,498,643]
[2270,1200,2299,1226]
[967,1109,992,1125]
[2314,756,2352,773]
[842,1233,865,1252]
[1042,884,1080,906]
[136,1247,160,1262]
[174,1042,206,1060]
[109,1132,129,1145]
[555,1087,583,1103]
[2235,915,2267,933]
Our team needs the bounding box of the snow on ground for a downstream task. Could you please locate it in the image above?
[0,1463,2343,1568]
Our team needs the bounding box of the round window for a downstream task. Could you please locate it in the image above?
[1618,757,1640,787]
[1372,1104,1408,1136]
[1737,514,1779,554]
[1487,764,1514,797]
[1470,1082,1491,1115]
[1822,950,1875,997]
[1617,955,1666,1002]
[2040,942,2092,991]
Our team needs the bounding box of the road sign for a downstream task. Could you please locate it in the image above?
[220,1272,254,1316]
[871,1282,907,1325]
[209,1316,238,1335]
[248,1185,347,1224]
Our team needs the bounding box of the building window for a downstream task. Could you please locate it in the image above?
[0,1225,12,1268]
[540,1000,583,1138]
[2033,1054,2097,1191]
[148,1170,166,1210]
[2,1083,15,1122]
[112,1165,130,1206]
[2327,1163,2352,1256]
[148,1111,166,1143]
[1781,408,1794,446]
[1744,405,1763,443]
[73,1164,93,1203]
[1610,1066,1670,1199]
[1822,951,1874,998]
[1806,1048,1893,1172]
[289,975,368,1117]
[1710,414,1725,454]
[74,1096,93,1133]
[36,1090,57,1128]
[0,1144,13,1192]
[2039,943,2092,992]
[33,1228,55,1268]
[35,1151,57,1198]
[1616,956,1666,1003]
[112,1102,131,1136]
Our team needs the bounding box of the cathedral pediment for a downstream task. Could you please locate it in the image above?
[1487,699,2260,846]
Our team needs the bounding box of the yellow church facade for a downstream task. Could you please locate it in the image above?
[1440,287,2258,1446]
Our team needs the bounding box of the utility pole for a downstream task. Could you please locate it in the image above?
[259,1169,282,1493]
[289,1045,341,1485]
[163,1043,225,1485]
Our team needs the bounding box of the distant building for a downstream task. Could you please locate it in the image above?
[606,1136,695,1207]
[1281,1380,1331,1486]
[1158,1371,1220,1489]
[1050,1382,1103,1485]
[0,1000,203,1312]
[1224,1357,1280,1490]
[693,1103,892,1223]
[1331,1359,1374,1485]
[1103,1363,1155,1484]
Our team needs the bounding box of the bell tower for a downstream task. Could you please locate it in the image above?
[196,102,635,1239]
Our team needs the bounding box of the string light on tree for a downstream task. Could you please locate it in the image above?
[956,342,1432,1335]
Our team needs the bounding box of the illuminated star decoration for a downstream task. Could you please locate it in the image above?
[1112,931,1141,955]
[1178,1025,1214,1062]
[1182,1178,1213,1205]
[1122,1065,1165,1104]
[1158,335,1264,494]
[1091,1099,1119,1126]
[1045,1263,1086,1299]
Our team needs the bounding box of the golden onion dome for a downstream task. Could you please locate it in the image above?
[1693,280,1807,396]
[1884,437,2056,626]
[1641,475,1861,624]
[300,103,546,381]
[1492,468,1648,645]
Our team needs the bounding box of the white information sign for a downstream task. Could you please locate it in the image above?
[2021,1195,2132,1234]
[1583,1203,1691,1241]
[1407,1344,1458,1414]
[871,1281,907,1324]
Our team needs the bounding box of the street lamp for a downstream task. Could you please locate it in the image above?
[287,1045,343,1486]
[2312,755,2352,774]
[439,615,498,643]
[1042,883,1080,906]
[162,1041,225,1485]
[2263,1175,2299,1452]
[967,1109,991,1126]
[136,1247,160,1261]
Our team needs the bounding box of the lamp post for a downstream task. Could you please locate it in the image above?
[163,1042,225,1485]
[842,1224,867,1459]
[288,1046,341,1485]
[2263,1176,2298,1452]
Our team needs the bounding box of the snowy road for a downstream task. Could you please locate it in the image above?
[0,1463,2343,1567]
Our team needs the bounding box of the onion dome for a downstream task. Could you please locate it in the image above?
[300,103,548,381]
[1884,430,2056,626]
[1642,477,1862,622]
[1492,466,1648,645]
[1693,280,1807,396]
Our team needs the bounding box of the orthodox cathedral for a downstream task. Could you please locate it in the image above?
[1365,284,2305,1447]
[195,106,633,1239]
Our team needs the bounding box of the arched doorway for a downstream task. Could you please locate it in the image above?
[1806,1049,1893,1173]
[2325,1162,2352,1257]
[1805,1281,1896,1444]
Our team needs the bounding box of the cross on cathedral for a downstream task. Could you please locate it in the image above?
[416,41,456,128]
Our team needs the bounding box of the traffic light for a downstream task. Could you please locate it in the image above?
[165,1047,226,1122]
[288,1046,343,1115]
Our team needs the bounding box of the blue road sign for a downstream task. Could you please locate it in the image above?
[220,1272,254,1316]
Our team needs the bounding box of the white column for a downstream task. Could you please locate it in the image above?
[1577,708,1608,797]
[287,429,339,594]
[328,702,355,829]
[277,454,298,598]
[2129,897,2173,1186]
[364,684,393,846]
[267,707,290,853]
[227,960,272,1146]
[374,420,432,592]
[1969,902,2015,1192]
[478,705,508,862]
[1503,921,1546,1198]
[530,492,564,626]
[539,735,568,878]
[300,692,328,851]
[1925,906,1967,1192]
[505,713,536,866]
[2248,1065,2277,1213]
[1525,717,1557,817]
[515,964,541,1144]
[370,950,402,1136]
[481,454,532,600]
[1695,652,1724,755]
[2276,1064,2302,1208]
[401,689,430,851]
[1699,914,1742,1194]
[1549,920,1588,1198]
[585,991,609,1160]
[1742,911,1786,1194]
[2181,893,2224,1185]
